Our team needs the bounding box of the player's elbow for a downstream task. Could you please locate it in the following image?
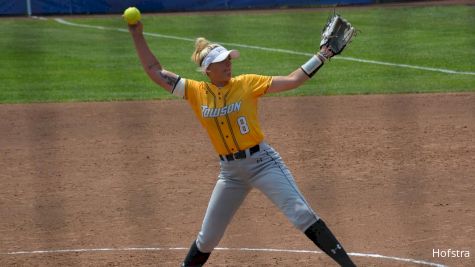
[145,71,172,93]
[285,72,307,90]
[268,74,305,93]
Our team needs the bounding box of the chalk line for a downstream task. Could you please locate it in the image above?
[53,18,474,76]
[3,246,448,267]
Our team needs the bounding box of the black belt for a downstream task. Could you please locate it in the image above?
[219,144,260,161]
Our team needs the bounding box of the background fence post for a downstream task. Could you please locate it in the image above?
[26,0,32,16]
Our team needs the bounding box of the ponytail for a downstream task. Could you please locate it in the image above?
[191,37,218,67]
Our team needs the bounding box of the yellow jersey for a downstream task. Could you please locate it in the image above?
[183,74,272,155]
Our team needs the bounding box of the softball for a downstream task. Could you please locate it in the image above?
[123,7,141,25]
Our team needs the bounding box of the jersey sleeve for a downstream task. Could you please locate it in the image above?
[246,74,273,97]
[184,79,203,105]
[169,77,203,102]
[171,77,186,98]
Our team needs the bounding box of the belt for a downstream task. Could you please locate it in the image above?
[219,144,260,161]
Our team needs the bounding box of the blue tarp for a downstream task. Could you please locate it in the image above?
[0,0,27,15]
[1,0,373,16]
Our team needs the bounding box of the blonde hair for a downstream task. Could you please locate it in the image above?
[191,37,219,67]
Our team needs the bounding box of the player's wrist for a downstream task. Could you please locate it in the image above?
[130,29,143,38]
[319,45,334,60]
[128,22,143,36]
[300,54,325,78]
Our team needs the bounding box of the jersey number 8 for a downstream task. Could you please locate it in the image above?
[237,116,250,135]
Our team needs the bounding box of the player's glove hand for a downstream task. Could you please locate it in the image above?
[300,13,356,78]
[319,14,357,59]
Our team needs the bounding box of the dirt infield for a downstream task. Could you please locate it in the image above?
[0,93,474,266]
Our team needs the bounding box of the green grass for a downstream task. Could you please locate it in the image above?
[0,5,474,103]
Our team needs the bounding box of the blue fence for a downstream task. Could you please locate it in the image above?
[1,0,373,16]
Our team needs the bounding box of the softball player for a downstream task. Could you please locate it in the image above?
[128,22,356,267]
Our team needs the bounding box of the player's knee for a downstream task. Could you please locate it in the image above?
[196,231,222,253]
[288,203,319,232]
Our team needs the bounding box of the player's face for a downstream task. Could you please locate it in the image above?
[207,56,232,86]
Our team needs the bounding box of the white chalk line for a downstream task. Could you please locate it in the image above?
[2,246,448,267]
[52,18,475,76]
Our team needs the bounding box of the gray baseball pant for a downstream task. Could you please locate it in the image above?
[196,142,320,253]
